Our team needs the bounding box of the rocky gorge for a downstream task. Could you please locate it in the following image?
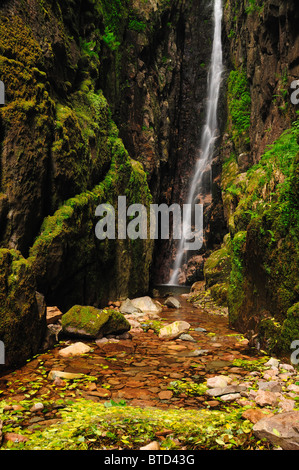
[0,0,298,452]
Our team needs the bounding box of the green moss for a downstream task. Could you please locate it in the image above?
[227,68,251,149]
[227,231,247,325]
[279,303,299,354]
[1,398,260,450]
[61,305,130,337]
[61,305,110,337]
[0,249,46,368]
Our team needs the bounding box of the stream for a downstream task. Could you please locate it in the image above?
[0,294,259,412]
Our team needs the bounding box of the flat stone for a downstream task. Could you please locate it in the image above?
[158,390,173,400]
[58,342,92,357]
[257,380,282,393]
[30,402,44,412]
[188,349,209,357]
[206,384,246,397]
[254,390,281,407]
[253,411,299,450]
[48,370,84,380]
[220,393,241,402]
[206,375,232,389]
[159,321,190,340]
[179,334,196,342]
[242,409,273,424]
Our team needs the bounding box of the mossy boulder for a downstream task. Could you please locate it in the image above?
[0,248,46,369]
[61,305,130,338]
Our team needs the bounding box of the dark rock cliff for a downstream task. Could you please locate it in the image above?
[0,0,298,368]
[207,0,299,357]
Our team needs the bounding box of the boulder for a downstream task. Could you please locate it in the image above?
[120,298,142,315]
[253,411,299,450]
[164,297,181,309]
[61,306,130,338]
[131,296,163,314]
[158,321,190,340]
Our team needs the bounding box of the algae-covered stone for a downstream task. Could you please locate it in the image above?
[61,305,130,338]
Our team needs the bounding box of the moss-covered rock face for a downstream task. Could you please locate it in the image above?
[0,0,159,365]
[201,0,299,356]
[0,249,46,370]
[203,234,231,306]
[61,305,130,338]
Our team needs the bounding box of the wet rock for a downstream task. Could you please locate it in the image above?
[254,390,281,407]
[158,390,173,400]
[158,321,190,340]
[131,296,163,314]
[165,297,181,309]
[120,299,142,315]
[253,411,299,450]
[206,384,246,397]
[58,342,92,357]
[278,398,296,412]
[30,403,44,412]
[61,306,130,338]
[279,363,295,372]
[187,349,209,356]
[48,370,84,380]
[220,393,241,402]
[242,409,272,424]
[257,380,282,393]
[194,327,207,332]
[206,375,232,389]
[42,323,62,350]
[264,358,280,368]
[178,334,196,342]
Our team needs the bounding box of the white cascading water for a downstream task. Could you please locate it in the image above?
[169,0,223,285]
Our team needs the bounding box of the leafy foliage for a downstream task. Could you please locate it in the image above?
[0,398,268,450]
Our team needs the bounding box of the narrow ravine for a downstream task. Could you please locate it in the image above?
[1,290,298,450]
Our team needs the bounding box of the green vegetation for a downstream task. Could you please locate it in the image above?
[220,115,299,350]
[227,68,251,148]
[0,398,265,450]
[245,0,264,14]
[168,380,208,397]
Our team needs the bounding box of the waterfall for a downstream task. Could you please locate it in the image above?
[169,0,223,285]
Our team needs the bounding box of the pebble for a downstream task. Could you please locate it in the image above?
[30,403,44,412]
